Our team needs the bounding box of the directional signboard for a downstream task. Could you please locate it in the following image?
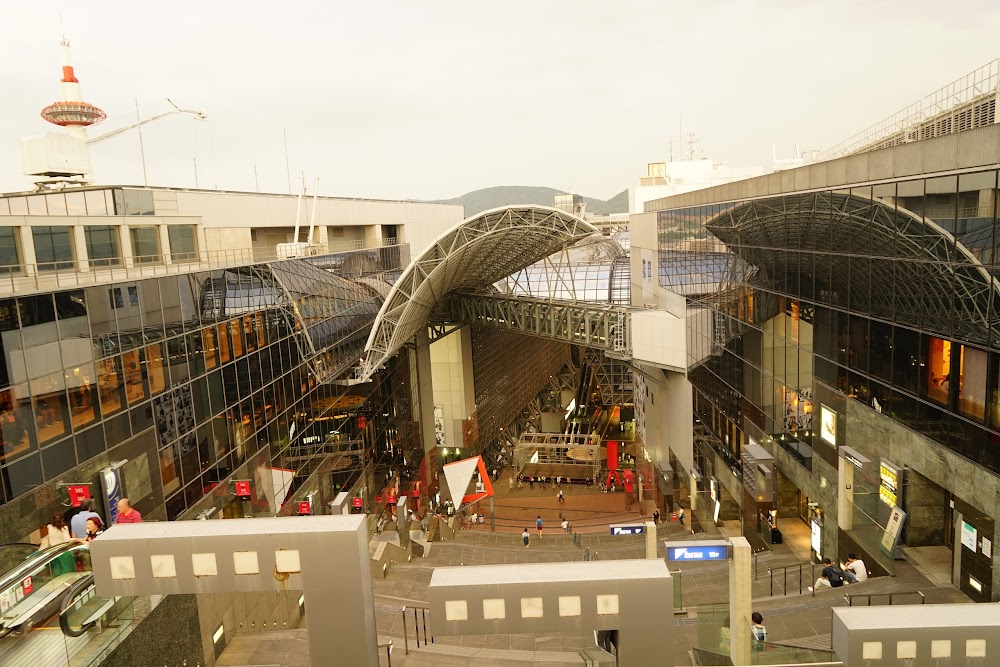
[665,540,730,562]
[610,523,646,536]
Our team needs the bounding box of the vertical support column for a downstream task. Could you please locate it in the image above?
[689,471,698,520]
[645,520,657,559]
[72,225,89,272]
[17,226,37,277]
[119,225,134,268]
[415,329,437,467]
[729,536,752,666]
[158,224,172,265]
[459,325,476,422]
[665,373,694,476]
[838,457,854,531]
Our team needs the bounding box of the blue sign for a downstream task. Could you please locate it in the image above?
[610,524,646,535]
[667,546,728,561]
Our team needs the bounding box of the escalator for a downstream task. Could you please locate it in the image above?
[0,542,92,638]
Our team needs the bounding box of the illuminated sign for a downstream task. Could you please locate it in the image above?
[610,523,645,536]
[234,481,251,498]
[811,519,822,557]
[819,405,837,447]
[879,463,898,508]
[100,463,125,526]
[961,521,978,552]
[665,540,730,562]
[881,506,907,554]
[351,497,363,508]
[297,501,312,516]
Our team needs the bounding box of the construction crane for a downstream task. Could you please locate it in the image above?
[87,98,206,145]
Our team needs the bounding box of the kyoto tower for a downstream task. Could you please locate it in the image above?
[39,38,106,140]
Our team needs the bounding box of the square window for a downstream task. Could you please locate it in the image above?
[274,549,301,574]
[520,597,543,618]
[150,554,177,578]
[862,641,883,659]
[109,556,136,580]
[558,596,581,617]
[931,639,951,658]
[482,599,505,620]
[192,553,218,577]
[896,640,916,659]
[967,638,987,657]
[444,600,468,621]
[233,551,259,575]
[596,594,619,615]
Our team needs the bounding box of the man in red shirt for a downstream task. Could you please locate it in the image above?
[116,498,143,524]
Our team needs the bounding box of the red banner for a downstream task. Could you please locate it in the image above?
[67,485,90,508]
[22,576,32,596]
[387,494,397,504]
[234,481,251,498]
[297,501,311,515]
[352,497,363,508]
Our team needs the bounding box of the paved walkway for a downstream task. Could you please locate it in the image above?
[217,485,972,666]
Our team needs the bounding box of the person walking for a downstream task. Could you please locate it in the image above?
[653,509,660,524]
[557,489,565,504]
[536,515,543,538]
[750,612,767,650]
[43,514,75,575]
[677,506,685,529]
[116,498,142,524]
[522,528,530,548]
[529,476,534,489]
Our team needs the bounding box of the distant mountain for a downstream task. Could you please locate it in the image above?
[431,186,629,217]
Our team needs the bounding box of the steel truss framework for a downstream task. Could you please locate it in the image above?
[584,348,634,406]
[446,291,632,360]
[705,191,1000,346]
[513,432,600,480]
[362,206,596,377]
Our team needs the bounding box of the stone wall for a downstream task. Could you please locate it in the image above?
[101,595,202,667]
[845,399,999,600]
[905,468,948,547]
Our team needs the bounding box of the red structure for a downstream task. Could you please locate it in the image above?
[39,40,105,129]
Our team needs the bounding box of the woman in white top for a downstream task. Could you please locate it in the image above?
[44,514,72,546]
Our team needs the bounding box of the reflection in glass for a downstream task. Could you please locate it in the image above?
[230,320,243,357]
[97,357,124,416]
[0,228,20,273]
[927,337,951,405]
[66,363,97,431]
[959,346,987,421]
[218,323,231,363]
[123,350,147,404]
[84,226,120,267]
[32,372,69,445]
[32,226,74,271]
[0,386,36,461]
[203,327,218,370]
[146,343,167,394]
[130,226,160,263]
[160,443,180,496]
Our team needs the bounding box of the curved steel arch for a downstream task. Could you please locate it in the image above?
[361,206,597,377]
[705,191,1000,344]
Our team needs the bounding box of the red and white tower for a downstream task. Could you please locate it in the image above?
[39,39,106,140]
[21,38,101,185]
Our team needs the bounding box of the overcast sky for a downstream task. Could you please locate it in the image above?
[2,1,999,201]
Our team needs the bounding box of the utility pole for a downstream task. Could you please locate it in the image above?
[135,99,148,186]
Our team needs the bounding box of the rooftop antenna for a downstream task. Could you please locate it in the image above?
[292,172,305,243]
[306,177,319,245]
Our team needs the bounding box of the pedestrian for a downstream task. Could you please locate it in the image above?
[809,558,846,592]
[529,476,534,489]
[557,489,565,504]
[70,499,103,539]
[116,498,142,524]
[509,477,514,492]
[536,515,543,538]
[470,512,478,527]
[653,509,660,524]
[844,554,868,583]
[84,517,103,541]
[677,506,685,528]
[522,528,530,548]
[517,477,523,490]
[751,612,767,650]
[561,518,569,532]
[43,514,75,575]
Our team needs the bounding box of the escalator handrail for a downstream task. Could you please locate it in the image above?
[58,573,97,637]
[0,542,89,599]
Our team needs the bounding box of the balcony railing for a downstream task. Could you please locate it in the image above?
[0,238,403,296]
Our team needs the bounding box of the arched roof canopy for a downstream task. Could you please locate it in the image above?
[362,206,597,376]
[705,191,1000,345]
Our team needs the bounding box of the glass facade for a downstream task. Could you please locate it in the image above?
[84,225,121,267]
[664,168,1000,476]
[32,226,74,271]
[0,252,405,524]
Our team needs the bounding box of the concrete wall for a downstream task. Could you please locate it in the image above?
[644,125,1000,212]
[196,590,302,666]
[845,399,998,599]
[430,327,475,451]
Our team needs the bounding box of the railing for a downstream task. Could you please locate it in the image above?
[845,590,925,606]
[766,562,817,597]
[401,605,433,654]
[377,639,394,666]
[0,238,405,296]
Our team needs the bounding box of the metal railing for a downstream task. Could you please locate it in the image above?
[401,605,433,654]
[0,237,403,296]
[377,639,394,666]
[819,58,999,160]
[766,561,817,597]
[845,590,925,606]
